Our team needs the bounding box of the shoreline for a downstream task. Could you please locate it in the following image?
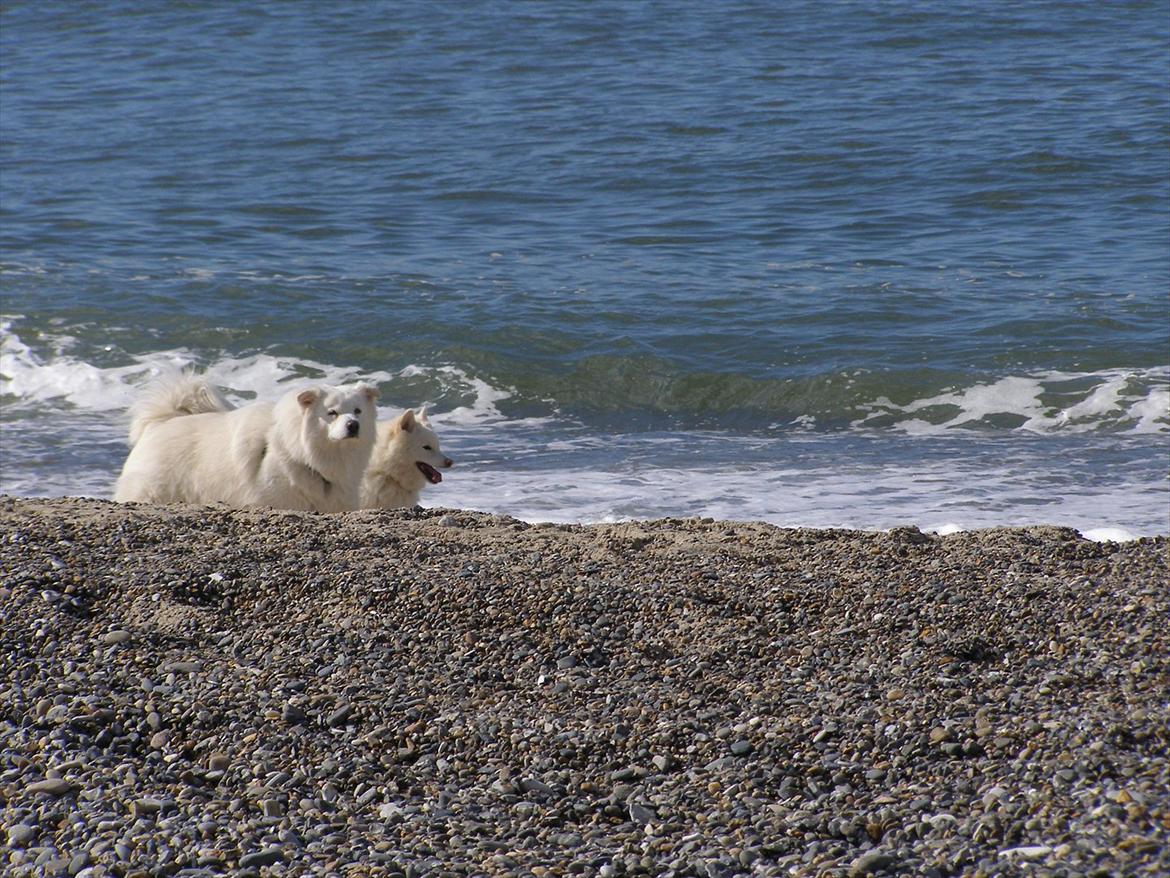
[1,497,1167,877]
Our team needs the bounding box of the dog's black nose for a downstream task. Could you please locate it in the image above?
[347,420,359,437]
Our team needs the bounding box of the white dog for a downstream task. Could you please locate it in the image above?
[114,373,378,512]
[361,407,453,509]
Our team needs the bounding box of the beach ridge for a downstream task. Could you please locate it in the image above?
[1,497,1166,876]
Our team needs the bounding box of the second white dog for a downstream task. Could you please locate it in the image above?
[361,407,453,509]
[114,373,378,512]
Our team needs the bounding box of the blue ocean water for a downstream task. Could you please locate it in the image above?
[2,1,1168,535]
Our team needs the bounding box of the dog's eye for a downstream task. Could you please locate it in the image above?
[354,408,362,416]
[423,445,433,451]
[326,410,338,419]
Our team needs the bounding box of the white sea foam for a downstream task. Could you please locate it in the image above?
[2,318,170,411]
[5,318,1168,435]
[1079,527,1139,543]
[2,319,558,442]
[856,368,1170,434]
[394,364,515,426]
[435,461,1164,539]
[929,523,966,536]
[0,318,506,417]
[434,432,1168,537]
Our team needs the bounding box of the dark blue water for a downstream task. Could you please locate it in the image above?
[2,2,1168,534]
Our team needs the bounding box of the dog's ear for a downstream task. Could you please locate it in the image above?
[397,408,416,433]
[297,388,320,409]
[357,383,379,403]
[417,404,429,424]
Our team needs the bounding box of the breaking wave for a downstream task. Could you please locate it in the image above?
[3,317,1165,435]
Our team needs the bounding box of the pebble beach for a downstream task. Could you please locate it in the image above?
[1,497,1167,878]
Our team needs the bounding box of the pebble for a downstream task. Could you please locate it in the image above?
[261,799,283,817]
[1001,845,1054,859]
[8,824,36,846]
[628,803,657,825]
[161,660,201,674]
[25,778,77,796]
[850,850,897,875]
[238,846,284,868]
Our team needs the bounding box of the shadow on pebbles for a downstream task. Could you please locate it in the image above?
[1,497,1167,878]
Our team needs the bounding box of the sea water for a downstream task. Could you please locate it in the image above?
[2,2,1167,537]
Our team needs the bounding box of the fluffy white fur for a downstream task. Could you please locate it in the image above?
[114,374,378,512]
[126,373,234,447]
[361,407,453,509]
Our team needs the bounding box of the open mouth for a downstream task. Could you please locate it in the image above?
[417,462,443,484]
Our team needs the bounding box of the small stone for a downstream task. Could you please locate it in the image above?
[26,778,77,796]
[437,515,458,527]
[356,787,379,806]
[519,778,556,798]
[103,630,132,645]
[8,824,36,847]
[730,739,753,756]
[131,797,165,818]
[238,846,284,868]
[628,802,657,825]
[850,850,897,876]
[162,660,201,674]
[1000,845,1052,860]
[281,703,306,724]
[68,852,90,875]
[261,799,283,818]
[149,730,170,750]
[652,754,673,772]
[327,702,353,727]
[610,766,641,782]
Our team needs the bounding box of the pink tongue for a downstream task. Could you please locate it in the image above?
[417,462,442,484]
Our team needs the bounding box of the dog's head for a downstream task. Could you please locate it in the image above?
[404,406,453,485]
[373,406,453,487]
[298,383,379,442]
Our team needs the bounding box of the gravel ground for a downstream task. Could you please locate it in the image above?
[1,497,1167,878]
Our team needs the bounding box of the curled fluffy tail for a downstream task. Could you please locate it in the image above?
[127,372,234,446]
